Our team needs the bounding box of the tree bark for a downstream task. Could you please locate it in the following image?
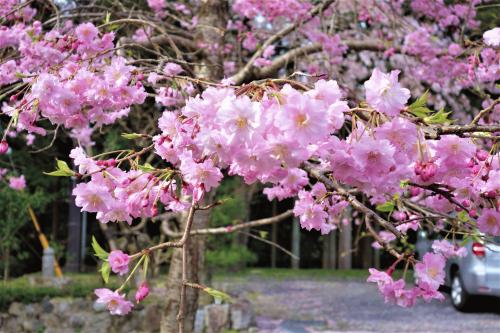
[161,1,228,331]
[160,207,210,333]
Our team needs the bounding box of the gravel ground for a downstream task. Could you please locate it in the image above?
[215,276,500,333]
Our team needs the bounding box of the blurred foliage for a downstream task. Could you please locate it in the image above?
[206,246,257,272]
[0,183,50,279]
[206,177,257,271]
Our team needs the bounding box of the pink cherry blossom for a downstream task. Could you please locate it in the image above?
[95,288,133,316]
[163,62,183,76]
[108,250,130,276]
[483,27,500,47]
[415,253,445,290]
[477,208,500,236]
[9,175,26,191]
[431,240,467,259]
[73,182,114,213]
[180,154,223,192]
[75,23,98,45]
[364,69,410,116]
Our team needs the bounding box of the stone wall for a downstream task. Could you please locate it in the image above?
[0,297,254,333]
[1,297,163,333]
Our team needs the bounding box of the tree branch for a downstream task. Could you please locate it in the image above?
[470,98,500,125]
[254,40,396,79]
[162,210,293,237]
[302,161,403,239]
[230,0,337,85]
[425,124,500,139]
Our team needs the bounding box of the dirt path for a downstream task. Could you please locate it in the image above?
[215,276,500,332]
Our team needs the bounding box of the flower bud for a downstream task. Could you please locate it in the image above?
[135,282,149,304]
[0,140,8,154]
[420,162,437,182]
[485,190,497,199]
[476,149,489,162]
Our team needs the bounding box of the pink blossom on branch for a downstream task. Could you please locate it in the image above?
[477,209,500,236]
[108,250,130,276]
[95,288,133,316]
[483,27,500,47]
[364,69,410,117]
[415,253,445,290]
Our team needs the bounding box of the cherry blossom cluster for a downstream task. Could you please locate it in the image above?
[368,236,469,307]
[71,147,192,224]
[94,249,149,315]
[367,252,445,307]
[232,0,312,22]
[0,6,146,146]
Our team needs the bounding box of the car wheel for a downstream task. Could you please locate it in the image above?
[451,272,473,311]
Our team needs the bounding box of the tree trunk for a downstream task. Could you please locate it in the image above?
[161,1,228,332]
[160,207,210,333]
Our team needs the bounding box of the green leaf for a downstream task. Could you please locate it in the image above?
[100,262,111,284]
[121,133,143,140]
[44,159,76,177]
[258,231,268,239]
[104,12,111,25]
[204,287,232,302]
[399,179,410,189]
[174,174,183,199]
[424,108,452,124]
[44,170,75,177]
[408,90,429,111]
[457,210,470,223]
[409,107,433,118]
[136,162,156,172]
[92,236,109,260]
[56,159,73,173]
[460,235,471,247]
[376,200,395,213]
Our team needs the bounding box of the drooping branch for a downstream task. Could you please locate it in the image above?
[162,209,293,238]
